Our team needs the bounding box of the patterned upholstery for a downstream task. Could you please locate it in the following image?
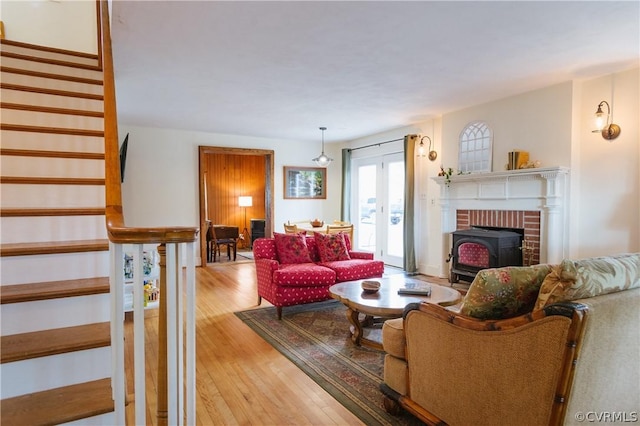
[314,232,351,262]
[273,232,312,264]
[318,259,385,282]
[458,242,489,267]
[253,236,384,318]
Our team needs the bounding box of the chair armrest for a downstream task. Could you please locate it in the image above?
[348,250,374,260]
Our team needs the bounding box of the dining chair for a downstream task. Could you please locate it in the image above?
[209,225,239,262]
[325,223,354,245]
[283,223,299,234]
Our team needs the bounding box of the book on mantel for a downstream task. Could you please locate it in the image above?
[398,281,432,296]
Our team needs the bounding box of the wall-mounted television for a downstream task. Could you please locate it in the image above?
[119,133,129,183]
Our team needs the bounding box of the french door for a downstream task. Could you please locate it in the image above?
[353,152,404,267]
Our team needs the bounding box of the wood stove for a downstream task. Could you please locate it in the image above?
[448,226,523,283]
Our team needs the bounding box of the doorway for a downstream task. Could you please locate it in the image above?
[198,146,274,264]
[352,152,405,267]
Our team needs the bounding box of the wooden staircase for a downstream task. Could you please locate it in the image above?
[0,39,116,424]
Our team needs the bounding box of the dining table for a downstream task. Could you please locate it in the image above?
[295,221,328,233]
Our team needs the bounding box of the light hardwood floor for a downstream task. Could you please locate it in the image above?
[125,258,365,425]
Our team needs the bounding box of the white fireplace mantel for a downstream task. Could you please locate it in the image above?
[431,166,570,264]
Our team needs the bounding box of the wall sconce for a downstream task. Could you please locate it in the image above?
[417,136,437,161]
[593,100,621,140]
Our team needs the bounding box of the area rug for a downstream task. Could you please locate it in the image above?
[235,300,423,426]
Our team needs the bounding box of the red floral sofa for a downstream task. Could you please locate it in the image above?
[253,232,384,319]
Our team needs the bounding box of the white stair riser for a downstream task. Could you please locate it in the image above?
[1,71,103,96]
[0,56,103,80]
[1,155,105,179]
[0,130,104,153]
[0,88,103,112]
[1,44,100,67]
[1,184,105,209]
[1,251,110,285]
[1,108,104,132]
[63,412,117,426]
[1,155,104,179]
[0,216,107,243]
[1,293,110,335]
[0,347,111,398]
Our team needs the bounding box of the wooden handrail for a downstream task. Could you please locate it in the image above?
[99,1,197,244]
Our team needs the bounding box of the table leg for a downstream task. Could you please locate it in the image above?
[345,308,363,346]
[344,308,387,351]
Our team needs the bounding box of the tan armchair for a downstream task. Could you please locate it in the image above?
[381,286,640,426]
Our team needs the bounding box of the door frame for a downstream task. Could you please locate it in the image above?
[198,146,275,265]
[351,152,404,268]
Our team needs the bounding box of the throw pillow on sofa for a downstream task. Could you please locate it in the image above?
[314,232,351,262]
[533,252,640,310]
[460,264,553,320]
[273,232,312,264]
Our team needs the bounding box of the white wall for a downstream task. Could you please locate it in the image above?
[118,124,343,240]
[0,0,97,54]
[440,81,574,171]
[573,67,639,257]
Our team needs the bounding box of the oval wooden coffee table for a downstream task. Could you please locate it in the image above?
[329,275,461,350]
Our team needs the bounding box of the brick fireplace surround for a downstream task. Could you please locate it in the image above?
[434,167,570,269]
[456,209,541,265]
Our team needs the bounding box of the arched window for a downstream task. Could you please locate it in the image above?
[459,121,492,173]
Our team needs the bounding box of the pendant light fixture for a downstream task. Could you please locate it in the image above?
[312,126,333,167]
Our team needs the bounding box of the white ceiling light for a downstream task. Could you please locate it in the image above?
[312,126,333,167]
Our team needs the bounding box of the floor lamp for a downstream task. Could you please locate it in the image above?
[238,196,252,248]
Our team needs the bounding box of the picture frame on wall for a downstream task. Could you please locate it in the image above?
[283,166,326,199]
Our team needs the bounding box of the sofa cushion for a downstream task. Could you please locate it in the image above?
[319,258,384,282]
[314,232,351,262]
[533,253,640,310]
[273,232,312,264]
[272,263,336,287]
[460,264,553,320]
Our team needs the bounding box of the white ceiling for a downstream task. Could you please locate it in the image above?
[111,1,639,144]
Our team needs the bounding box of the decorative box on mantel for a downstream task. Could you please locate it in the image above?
[432,166,570,265]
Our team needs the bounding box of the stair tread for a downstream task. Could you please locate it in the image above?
[0,123,104,136]
[0,176,105,185]
[1,277,110,304]
[0,378,114,425]
[1,207,106,217]
[1,322,111,363]
[0,148,105,159]
[0,239,109,257]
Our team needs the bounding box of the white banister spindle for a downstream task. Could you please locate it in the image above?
[109,242,125,426]
[175,243,184,423]
[185,242,196,424]
[132,244,146,426]
[165,243,179,424]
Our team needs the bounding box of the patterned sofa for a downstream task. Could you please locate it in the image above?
[253,232,384,319]
[381,253,640,426]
